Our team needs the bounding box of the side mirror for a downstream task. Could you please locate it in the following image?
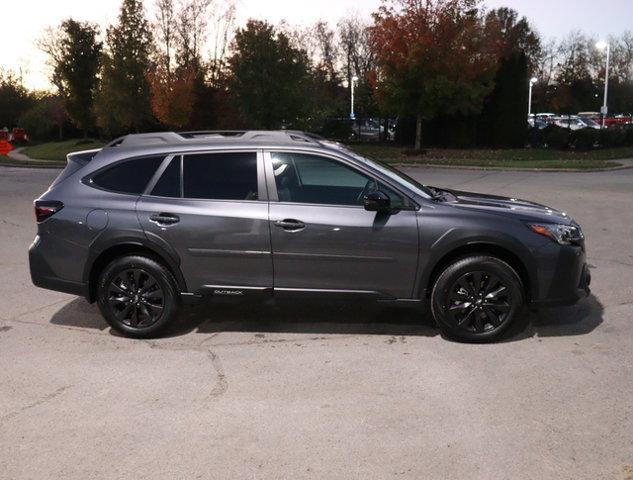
[364,190,391,212]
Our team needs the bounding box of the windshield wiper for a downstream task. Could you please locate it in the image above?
[427,186,446,201]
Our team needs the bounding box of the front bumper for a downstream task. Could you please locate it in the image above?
[532,244,590,307]
[29,235,87,297]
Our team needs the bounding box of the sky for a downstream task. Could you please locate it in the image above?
[1,0,632,90]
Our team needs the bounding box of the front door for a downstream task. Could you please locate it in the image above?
[266,151,419,299]
[136,150,272,295]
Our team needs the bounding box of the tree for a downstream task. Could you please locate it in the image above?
[95,0,154,134]
[480,8,536,147]
[370,0,497,150]
[481,52,529,147]
[338,15,379,122]
[54,19,102,137]
[147,65,196,127]
[0,69,34,128]
[208,0,237,87]
[19,94,67,141]
[228,20,312,129]
[483,7,541,72]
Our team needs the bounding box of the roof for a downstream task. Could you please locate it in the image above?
[103,130,325,150]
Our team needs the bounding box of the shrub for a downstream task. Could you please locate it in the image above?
[623,126,633,147]
[600,128,627,148]
[570,128,599,150]
[542,125,569,149]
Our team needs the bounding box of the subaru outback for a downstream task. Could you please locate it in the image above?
[29,130,590,341]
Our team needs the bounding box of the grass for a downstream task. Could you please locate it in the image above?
[7,138,632,170]
[0,153,65,167]
[22,138,104,161]
[348,144,632,169]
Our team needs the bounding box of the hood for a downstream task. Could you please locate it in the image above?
[436,187,574,225]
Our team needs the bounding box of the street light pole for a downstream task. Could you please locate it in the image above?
[528,77,538,116]
[350,75,358,120]
[596,41,610,128]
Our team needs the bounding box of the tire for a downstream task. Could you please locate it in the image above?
[96,255,181,338]
[431,255,524,342]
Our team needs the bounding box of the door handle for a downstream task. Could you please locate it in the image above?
[274,219,305,231]
[149,213,180,226]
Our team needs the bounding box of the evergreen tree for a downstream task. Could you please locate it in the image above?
[481,52,529,148]
[57,20,102,137]
[95,0,154,134]
[228,20,312,129]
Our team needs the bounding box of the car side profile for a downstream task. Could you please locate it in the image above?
[29,130,590,341]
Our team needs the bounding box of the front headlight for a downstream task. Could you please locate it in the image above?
[528,223,584,245]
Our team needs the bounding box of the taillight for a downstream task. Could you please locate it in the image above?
[34,200,64,223]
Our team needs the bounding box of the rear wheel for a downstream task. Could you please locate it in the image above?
[431,255,524,342]
[96,255,181,338]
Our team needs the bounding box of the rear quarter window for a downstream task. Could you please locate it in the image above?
[90,156,164,194]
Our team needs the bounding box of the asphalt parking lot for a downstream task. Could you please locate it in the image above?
[1,165,632,479]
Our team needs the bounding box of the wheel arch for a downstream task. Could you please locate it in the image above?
[420,242,535,302]
[84,241,187,303]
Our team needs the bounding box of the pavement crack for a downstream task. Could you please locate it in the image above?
[0,385,72,425]
[146,339,228,399]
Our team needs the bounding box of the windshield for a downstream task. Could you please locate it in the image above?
[321,141,435,198]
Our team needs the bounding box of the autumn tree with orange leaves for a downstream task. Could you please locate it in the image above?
[370,0,498,150]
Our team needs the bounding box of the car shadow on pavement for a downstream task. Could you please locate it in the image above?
[49,294,603,342]
[502,294,604,342]
[178,300,440,338]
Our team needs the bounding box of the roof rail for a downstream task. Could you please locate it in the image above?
[104,132,185,148]
[103,130,322,149]
[178,130,321,144]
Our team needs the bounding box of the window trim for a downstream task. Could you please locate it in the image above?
[142,149,267,202]
[263,149,418,210]
[144,154,179,196]
[82,154,168,196]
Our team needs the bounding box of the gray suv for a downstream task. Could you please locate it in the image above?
[29,131,590,341]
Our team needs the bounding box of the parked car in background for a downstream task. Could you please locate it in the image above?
[350,118,383,142]
[29,130,590,342]
[11,128,27,142]
[552,115,600,130]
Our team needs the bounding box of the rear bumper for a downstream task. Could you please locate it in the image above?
[29,235,87,297]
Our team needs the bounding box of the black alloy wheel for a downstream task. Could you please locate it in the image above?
[445,271,512,334]
[97,255,181,338]
[107,268,164,328]
[431,255,524,342]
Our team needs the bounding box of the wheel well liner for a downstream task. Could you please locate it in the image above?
[86,243,186,302]
[423,243,532,301]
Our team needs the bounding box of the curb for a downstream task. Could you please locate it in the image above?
[0,161,64,169]
[392,161,633,173]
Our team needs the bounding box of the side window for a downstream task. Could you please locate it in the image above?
[183,152,258,200]
[151,156,181,197]
[91,156,164,194]
[271,152,372,206]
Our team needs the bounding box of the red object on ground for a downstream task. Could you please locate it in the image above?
[0,140,14,155]
[0,131,8,141]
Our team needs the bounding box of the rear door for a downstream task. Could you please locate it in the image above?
[265,150,419,299]
[136,150,273,295]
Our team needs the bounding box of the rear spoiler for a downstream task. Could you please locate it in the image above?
[67,148,101,166]
[49,149,102,188]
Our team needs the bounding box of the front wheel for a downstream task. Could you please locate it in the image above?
[96,255,181,338]
[431,255,524,342]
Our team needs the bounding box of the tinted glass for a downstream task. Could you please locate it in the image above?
[92,156,164,194]
[151,156,181,197]
[183,152,258,200]
[272,152,371,206]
